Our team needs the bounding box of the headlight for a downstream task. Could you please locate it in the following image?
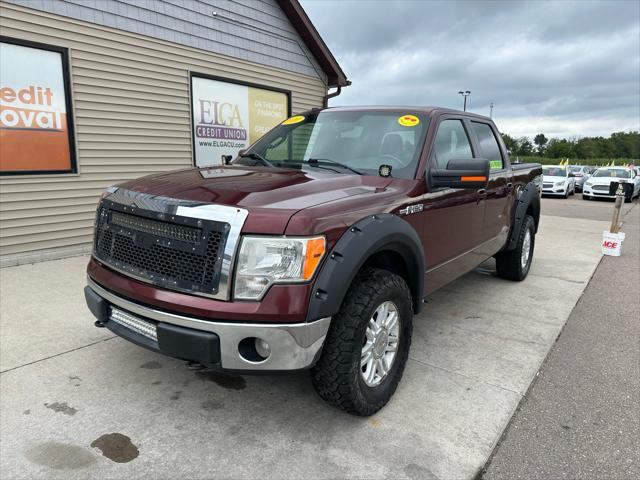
[585,181,593,187]
[234,236,326,300]
[555,181,565,187]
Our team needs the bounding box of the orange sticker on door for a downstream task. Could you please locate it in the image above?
[282,115,305,125]
[398,115,420,127]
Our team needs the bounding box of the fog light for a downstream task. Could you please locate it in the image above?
[255,338,271,358]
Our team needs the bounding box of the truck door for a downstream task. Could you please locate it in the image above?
[468,121,513,252]
[422,117,486,293]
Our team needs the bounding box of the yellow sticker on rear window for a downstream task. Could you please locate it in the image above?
[398,114,420,127]
[282,115,305,125]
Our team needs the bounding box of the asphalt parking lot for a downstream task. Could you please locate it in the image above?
[0,194,635,479]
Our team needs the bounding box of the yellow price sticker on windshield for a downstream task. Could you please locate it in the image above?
[282,115,305,125]
[490,160,502,169]
[398,114,420,127]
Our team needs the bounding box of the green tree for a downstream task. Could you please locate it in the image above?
[517,137,534,156]
[533,133,548,157]
[500,133,518,154]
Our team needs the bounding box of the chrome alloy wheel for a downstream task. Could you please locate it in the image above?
[521,229,532,270]
[360,301,400,387]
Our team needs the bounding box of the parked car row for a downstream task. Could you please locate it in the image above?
[583,166,640,202]
[542,165,639,202]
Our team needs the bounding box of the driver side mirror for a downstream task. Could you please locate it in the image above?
[568,172,575,177]
[431,158,490,189]
[221,154,233,165]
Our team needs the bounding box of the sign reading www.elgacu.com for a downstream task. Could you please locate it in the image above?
[191,75,289,167]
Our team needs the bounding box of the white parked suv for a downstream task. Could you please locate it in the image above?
[541,165,576,198]
[583,167,640,202]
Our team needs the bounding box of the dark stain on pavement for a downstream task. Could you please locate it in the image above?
[201,399,224,410]
[151,380,162,385]
[169,390,183,400]
[23,409,31,415]
[25,442,96,469]
[91,433,139,463]
[195,370,246,390]
[45,402,77,416]
[140,361,162,369]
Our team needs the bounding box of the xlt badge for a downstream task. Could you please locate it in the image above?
[399,204,424,215]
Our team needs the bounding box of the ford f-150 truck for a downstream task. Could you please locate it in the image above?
[85,107,542,416]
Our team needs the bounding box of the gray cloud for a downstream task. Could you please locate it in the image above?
[301,0,640,138]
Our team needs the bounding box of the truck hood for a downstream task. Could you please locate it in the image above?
[118,166,394,234]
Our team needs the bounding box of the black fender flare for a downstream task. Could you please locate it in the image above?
[306,213,425,322]
[506,182,540,250]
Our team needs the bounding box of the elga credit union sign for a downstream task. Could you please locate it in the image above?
[0,39,76,174]
[191,75,289,167]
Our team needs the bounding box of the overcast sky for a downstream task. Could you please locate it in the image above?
[301,0,640,139]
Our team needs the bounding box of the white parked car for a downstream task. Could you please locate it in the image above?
[583,167,640,202]
[541,165,576,198]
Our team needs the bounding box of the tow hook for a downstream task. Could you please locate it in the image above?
[94,320,107,328]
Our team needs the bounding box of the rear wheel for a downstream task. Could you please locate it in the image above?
[311,268,413,416]
[495,215,535,281]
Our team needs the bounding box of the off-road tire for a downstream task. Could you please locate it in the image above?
[311,268,413,416]
[495,215,535,281]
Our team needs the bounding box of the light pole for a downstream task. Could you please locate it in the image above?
[458,90,471,111]
[490,102,494,118]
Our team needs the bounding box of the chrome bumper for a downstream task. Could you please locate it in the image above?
[87,278,331,371]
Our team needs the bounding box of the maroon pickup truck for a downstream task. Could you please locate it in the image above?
[85,106,542,415]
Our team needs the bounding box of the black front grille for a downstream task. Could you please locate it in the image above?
[592,185,609,191]
[93,201,229,296]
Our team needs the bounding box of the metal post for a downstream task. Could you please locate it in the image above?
[458,90,470,111]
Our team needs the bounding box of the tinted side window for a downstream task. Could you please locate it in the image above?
[472,122,503,169]
[432,120,473,169]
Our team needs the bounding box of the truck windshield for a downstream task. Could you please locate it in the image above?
[237,110,428,179]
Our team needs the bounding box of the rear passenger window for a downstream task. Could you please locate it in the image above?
[472,122,503,169]
[432,120,473,169]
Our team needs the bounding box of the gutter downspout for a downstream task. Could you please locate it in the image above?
[322,80,351,108]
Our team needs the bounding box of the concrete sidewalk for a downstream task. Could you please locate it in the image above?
[0,214,607,479]
[483,202,639,479]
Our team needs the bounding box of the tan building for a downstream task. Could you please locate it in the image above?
[0,0,348,266]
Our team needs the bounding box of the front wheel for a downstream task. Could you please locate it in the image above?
[311,268,413,416]
[495,215,535,281]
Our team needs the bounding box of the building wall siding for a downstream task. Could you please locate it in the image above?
[3,0,327,81]
[0,2,327,262]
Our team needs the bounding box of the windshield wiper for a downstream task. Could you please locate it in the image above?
[239,152,276,168]
[306,158,363,176]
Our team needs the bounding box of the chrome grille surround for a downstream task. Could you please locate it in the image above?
[93,188,249,301]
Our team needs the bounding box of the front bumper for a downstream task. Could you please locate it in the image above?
[542,186,566,195]
[85,277,330,371]
[583,186,615,198]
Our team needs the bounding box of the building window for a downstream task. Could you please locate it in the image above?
[190,73,291,167]
[0,37,77,175]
